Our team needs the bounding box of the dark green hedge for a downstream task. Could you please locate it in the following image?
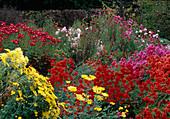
[0,0,102,10]
[0,0,138,10]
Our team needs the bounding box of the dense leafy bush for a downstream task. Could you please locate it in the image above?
[0,0,101,10]
[0,6,23,25]
[133,0,170,40]
[0,48,60,119]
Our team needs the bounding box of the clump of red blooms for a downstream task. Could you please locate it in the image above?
[48,58,76,87]
[48,45,170,118]
[48,58,99,117]
[0,21,61,51]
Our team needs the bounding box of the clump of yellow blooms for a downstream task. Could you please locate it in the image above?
[94,107,102,111]
[0,48,60,118]
[93,86,105,94]
[67,86,77,92]
[81,75,96,81]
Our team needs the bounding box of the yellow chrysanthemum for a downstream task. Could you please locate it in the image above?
[0,48,60,118]
[34,110,38,116]
[67,86,77,92]
[75,94,85,101]
[119,106,123,110]
[89,75,96,80]
[66,81,71,84]
[16,98,20,101]
[18,116,22,119]
[110,102,115,105]
[93,86,105,94]
[18,90,22,97]
[121,112,126,117]
[13,82,19,87]
[86,99,93,104]
[34,103,38,107]
[101,93,109,97]
[81,75,95,81]
[11,90,15,95]
[94,107,102,111]
[95,95,104,101]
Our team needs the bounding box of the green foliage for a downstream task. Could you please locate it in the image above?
[68,0,102,9]
[0,0,102,10]
[0,6,23,25]
[133,0,170,39]
[0,48,60,118]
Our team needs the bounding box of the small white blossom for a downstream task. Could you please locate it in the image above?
[135,31,138,34]
[139,30,142,33]
[144,33,148,35]
[165,45,170,50]
[85,27,88,30]
[143,28,147,31]
[61,27,67,32]
[155,34,159,38]
[76,28,81,34]
[55,31,60,35]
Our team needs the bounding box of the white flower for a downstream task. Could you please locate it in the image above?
[97,45,103,51]
[77,33,81,38]
[165,45,170,50]
[143,28,147,31]
[141,39,145,42]
[55,31,60,35]
[135,31,138,34]
[144,33,148,35]
[61,27,67,32]
[76,28,81,34]
[139,30,142,33]
[157,30,160,32]
[138,35,141,37]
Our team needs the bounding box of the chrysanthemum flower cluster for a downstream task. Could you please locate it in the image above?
[0,48,60,119]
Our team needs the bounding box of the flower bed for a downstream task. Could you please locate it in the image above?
[0,8,169,119]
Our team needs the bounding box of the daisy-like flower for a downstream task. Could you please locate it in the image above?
[94,107,102,111]
[11,90,15,95]
[93,86,105,94]
[75,94,85,101]
[81,75,92,81]
[119,106,124,110]
[101,93,109,97]
[110,102,115,105]
[67,86,77,92]
[121,112,126,117]
[66,81,71,84]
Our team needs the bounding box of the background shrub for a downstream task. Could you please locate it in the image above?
[0,6,23,25]
[133,0,170,40]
